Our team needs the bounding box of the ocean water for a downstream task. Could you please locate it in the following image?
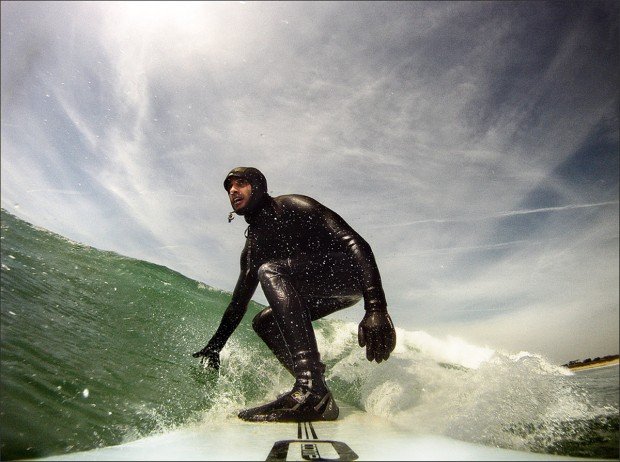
[1,208,618,460]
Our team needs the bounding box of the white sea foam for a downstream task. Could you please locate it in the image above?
[194,319,612,454]
[314,320,607,451]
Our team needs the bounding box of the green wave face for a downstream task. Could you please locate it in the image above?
[0,209,269,459]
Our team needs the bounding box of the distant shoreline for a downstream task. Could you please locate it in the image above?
[563,356,619,372]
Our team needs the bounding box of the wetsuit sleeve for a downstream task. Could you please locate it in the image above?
[315,203,388,312]
[206,239,259,351]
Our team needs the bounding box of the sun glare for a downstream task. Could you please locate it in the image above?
[114,1,208,32]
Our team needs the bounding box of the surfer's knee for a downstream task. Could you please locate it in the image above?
[257,260,291,286]
[252,308,274,336]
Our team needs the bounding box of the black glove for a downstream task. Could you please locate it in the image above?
[358,310,396,363]
[192,345,221,370]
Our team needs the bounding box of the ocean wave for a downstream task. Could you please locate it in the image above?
[1,209,617,460]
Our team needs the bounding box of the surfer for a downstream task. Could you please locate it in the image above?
[193,167,396,422]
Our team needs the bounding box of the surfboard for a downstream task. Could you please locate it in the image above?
[34,404,590,461]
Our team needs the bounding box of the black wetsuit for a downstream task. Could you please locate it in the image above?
[194,167,394,421]
[207,194,387,375]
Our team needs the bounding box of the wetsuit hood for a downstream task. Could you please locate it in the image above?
[224,167,269,217]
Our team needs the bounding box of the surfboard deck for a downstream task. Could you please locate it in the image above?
[33,405,591,461]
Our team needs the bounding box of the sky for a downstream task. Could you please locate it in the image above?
[1,1,618,365]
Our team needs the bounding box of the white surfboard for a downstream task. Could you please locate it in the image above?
[34,405,589,461]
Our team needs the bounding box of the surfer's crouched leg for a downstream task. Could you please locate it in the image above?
[238,353,339,422]
[252,308,295,376]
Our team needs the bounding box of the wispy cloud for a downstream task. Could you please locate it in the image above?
[372,200,620,228]
[1,1,618,363]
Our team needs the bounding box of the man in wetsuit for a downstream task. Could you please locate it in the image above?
[193,167,396,422]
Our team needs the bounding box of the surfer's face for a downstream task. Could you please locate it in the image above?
[227,177,252,213]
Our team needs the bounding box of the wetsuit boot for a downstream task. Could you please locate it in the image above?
[238,353,339,422]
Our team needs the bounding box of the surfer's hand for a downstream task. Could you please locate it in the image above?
[192,346,220,370]
[358,311,396,363]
